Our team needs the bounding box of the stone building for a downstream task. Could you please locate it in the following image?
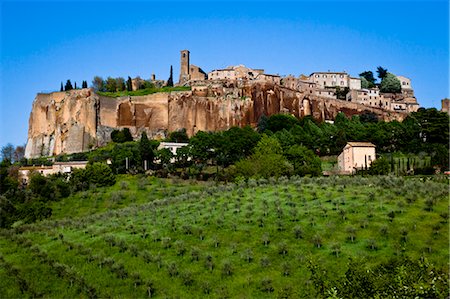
[254,73,281,85]
[309,72,361,90]
[19,161,88,184]
[346,88,389,109]
[396,75,414,97]
[337,142,376,174]
[441,98,450,114]
[208,65,264,81]
[179,50,207,85]
[315,88,336,99]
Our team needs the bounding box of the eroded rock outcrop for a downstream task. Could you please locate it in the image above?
[25,83,408,158]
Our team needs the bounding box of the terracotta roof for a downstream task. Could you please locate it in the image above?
[346,142,376,147]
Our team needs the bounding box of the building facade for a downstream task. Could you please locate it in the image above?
[19,161,88,184]
[179,50,207,85]
[337,142,376,174]
[309,72,361,90]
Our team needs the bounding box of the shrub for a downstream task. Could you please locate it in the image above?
[260,277,274,293]
[84,162,115,187]
[221,260,233,276]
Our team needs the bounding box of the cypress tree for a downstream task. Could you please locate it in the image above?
[74,82,77,89]
[127,76,133,91]
[167,65,174,87]
[64,80,73,91]
[60,82,63,92]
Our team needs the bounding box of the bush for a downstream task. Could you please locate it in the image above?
[369,157,390,175]
[84,163,116,187]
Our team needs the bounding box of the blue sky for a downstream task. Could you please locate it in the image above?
[1,0,449,148]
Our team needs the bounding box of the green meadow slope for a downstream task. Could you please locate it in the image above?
[0,176,448,298]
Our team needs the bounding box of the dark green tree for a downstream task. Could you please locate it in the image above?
[285,145,322,176]
[60,82,63,92]
[111,128,134,143]
[82,80,88,88]
[369,156,390,175]
[85,162,116,187]
[380,73,401,93]
[359,71,376,87]
[266,114,300,132]
[139,132,154,169]
[126,76,133,91]
[156,148,174,170]
[376,66,388,80]
[116,77,126,91]
[167,65,174,87]
[64,80,73,91]
[257,114,269,133]
[105,77,118,92]
[167,129,189,143]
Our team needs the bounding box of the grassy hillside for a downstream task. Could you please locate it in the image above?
[0,176,448,298]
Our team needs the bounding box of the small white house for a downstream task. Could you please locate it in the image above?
[337,142,376,174]
[19,161,88,183]
[157,142,189,163]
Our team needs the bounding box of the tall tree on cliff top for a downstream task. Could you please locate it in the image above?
[92,76,105,92]
[82,80,88,88]
[64,80,73,91]
[376,66,388,80]
[74,82,77,89]
[167,65,174,87]
[60,82,63,92]
[359,71,376,88]
[127,76,133,91]
[379,73,401,93]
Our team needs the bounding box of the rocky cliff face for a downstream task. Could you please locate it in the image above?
[25,83,408,158]
[25,89,98,158]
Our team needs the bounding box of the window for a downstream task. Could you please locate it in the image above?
[340,81,344,85]
[323,75,327,78]
[324,81,326,86]
[340,75,344,78]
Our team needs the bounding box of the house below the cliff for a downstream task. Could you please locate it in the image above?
[18,161,88,184]
[337,142,376,174]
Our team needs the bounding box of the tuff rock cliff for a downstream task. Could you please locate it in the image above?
[25,83,408,158]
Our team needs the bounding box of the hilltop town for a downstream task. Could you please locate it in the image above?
[24,50,422,159]
[130,50,419,113]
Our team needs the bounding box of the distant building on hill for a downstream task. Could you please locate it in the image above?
[441,98,450,114]
[179,50,207,85]
[309,71,361,90]
[19,161,88,184]
[337,142,376,174]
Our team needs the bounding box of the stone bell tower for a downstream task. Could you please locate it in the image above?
[179,50,190,84]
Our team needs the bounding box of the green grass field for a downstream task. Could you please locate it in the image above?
[0,175,448,298]
[97,86,191,98]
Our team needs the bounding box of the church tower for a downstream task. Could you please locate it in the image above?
[179,50,190,84]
